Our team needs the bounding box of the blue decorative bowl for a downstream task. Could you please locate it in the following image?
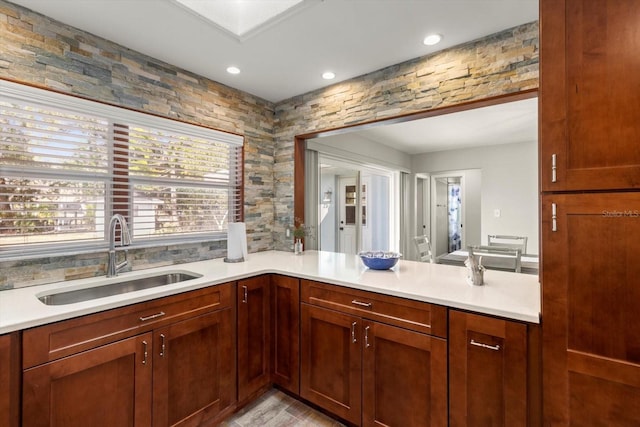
[358,251,402,270]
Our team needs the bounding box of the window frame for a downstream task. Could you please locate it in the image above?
[0,79,244,260]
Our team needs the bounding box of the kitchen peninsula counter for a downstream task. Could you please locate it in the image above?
[0,250,540,334]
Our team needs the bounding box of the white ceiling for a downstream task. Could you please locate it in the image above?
[350,96,538,154]
[9,0,538,103]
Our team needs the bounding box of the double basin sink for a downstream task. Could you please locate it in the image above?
[37,271,202,306]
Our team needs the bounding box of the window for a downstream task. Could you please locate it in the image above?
[0,80,243,258]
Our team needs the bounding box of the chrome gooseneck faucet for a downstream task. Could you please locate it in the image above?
[107,214,131,277]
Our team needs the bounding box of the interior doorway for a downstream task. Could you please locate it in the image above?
[431,172,465,259]
[318,155,396,254]
[337,176,359,254]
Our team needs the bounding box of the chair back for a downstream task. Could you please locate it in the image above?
[414,235,434,263]
[487,234,527,254]
[468,245,522,273]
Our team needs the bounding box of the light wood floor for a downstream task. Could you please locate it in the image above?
[220,389,346,427]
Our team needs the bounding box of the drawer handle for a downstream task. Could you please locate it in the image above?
[160,333,166,357]
[351,321,357,343]
[470,339,501,351]
[351,299,372,308]
[139,311,166,322]
[142,340,148,365]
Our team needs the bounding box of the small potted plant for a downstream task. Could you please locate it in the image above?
[292,218,312,255]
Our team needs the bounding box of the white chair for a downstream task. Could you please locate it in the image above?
[487,235,527,254]
[414,235,434,263]
[469,245,522,273]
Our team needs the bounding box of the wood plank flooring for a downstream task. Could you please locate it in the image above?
[220,389,345,427]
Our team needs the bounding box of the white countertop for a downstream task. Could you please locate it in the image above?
[0,250,541,334]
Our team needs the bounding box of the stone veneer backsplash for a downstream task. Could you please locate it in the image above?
[0,0,538,289]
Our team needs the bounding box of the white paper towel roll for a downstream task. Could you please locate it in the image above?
[226,222,248,262]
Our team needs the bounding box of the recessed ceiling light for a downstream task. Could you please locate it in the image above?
[227,66,241,75]
[423,34,443,46]
[322,71,336,80]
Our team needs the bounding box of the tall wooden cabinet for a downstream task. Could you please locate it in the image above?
[540,1,640,425]
[541,194,640,425]
[540,0,640,192]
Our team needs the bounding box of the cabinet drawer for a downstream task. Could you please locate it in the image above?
[23,282,233,368]
[301,280,447,338]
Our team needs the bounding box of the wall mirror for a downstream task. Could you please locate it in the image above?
[294,90,538,274]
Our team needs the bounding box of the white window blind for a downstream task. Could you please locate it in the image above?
[0,80,243,257]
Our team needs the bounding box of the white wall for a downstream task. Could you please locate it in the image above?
[309,133,412,172]
[412,141,538,254]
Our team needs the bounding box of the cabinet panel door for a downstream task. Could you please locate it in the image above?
[153,309,235,427]
[540,0,640,191]
[300,304,362,425]
[0,333,20,427]
[237,276,271,402]
[23,332,152,427]
[271,274,300,394]
[362,321,447,427]
[542,194,640,425]
[449,311,528,427]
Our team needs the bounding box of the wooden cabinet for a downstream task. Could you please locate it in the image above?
[23,332,153,426]
[237,274,300,400]
[300,280,447,427]
[449,310,529,427]
[270,274,300,394]
[541,194,640,425]
[237,276,271,402]
[541,0,640,424]
[22,283,235,427]
[301,304,362,424]
[153,310,234,426]
[362,319,447,427]
[0,332,20,427]
[540,0,640,191]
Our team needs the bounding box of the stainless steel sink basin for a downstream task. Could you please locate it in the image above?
[38,271,203,306]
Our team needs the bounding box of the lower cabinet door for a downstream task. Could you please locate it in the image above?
[271,274,300,394]
[362,321,448,427]
[1,332,19,427]
[153,309,235,427]
[237,276,271,402]
[300,304,362,425]
[449,310,528,427]
[23,332,153,427]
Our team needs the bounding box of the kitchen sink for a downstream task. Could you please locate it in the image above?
[37,271,203,306]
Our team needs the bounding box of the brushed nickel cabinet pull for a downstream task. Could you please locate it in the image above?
[552,203,557,232]
[160,334,166,357]
[142,340,148,364]
[139,311,165,322]
[364,325,371,348]
[351,321,357,343]
[351,299,372,308]
[551,153,557,183]
[470,339,500,351]
[242,285,248,303]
